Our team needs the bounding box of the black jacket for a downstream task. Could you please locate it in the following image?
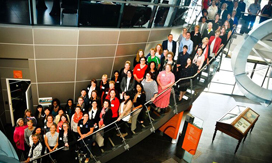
[89,108,101,125]
[218,9,228,22]
[120,76,135,93]
[58,130,77,147]
[162,40,177,56]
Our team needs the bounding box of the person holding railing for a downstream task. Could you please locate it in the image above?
[248,0,261,30]
[260,0,272,23]
[44,124,58,162]
[192,47,205,80]
[177,58,194,101]
[24,134,43,163]
[117,91,133,138]
[133,83,147,127]
[77,113,94,163]
[153,64,175,114]
[207,30,222,64]
[57,122,77,163]
[141,72,158,111]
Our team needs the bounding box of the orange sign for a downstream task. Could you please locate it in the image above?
[182,123,202,155]
[159,111,184,139]
[13,70,23,79]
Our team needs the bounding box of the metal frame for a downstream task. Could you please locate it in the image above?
[6,78,31,127]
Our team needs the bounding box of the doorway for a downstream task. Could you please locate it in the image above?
[6,79,33,126]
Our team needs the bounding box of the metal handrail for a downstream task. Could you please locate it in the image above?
[28,18,237,163]
[91,0,202,9]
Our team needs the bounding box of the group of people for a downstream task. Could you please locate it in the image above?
[11,2,242,163]
[202,0,272,31]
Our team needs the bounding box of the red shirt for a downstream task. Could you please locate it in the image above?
[133,64,147,80]
[110,97,120,118]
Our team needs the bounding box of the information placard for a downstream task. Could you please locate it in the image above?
[234,118,251,133]
[182,123,202,155]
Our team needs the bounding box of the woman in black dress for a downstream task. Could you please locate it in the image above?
[178,58,195,101]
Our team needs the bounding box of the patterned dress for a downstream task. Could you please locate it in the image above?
[153,71,175,108]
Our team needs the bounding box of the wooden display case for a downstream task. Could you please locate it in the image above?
[212,105,259,153]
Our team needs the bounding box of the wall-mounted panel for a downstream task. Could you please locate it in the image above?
[28,60,36,83]
[148,29,171,42]
[0,27,33,44]
[36,60,76,82]
[38,83,74,103]
[78,45,116,58]
[35,46,77,59]
[79,30,119,45]
[118,30,149,44]
[75,81,90,100]
[113,56,135,73]
[116,43,146,56]
[0,44,34,59]
[144,41,162,55]
[76,58,114,81]
[34,28,78,45]
[31,84,38,106]
[0,59,29,68]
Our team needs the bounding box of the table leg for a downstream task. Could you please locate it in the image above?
[235,140,241,154]
[250,123,255,133]
[212,129,217,142]
[243,133,248,143]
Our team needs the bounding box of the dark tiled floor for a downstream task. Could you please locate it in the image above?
[109,92,272,163]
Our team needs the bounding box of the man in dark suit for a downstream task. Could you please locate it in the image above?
[231,1,242,18]
[218,3,228,22]
[162,34,177,58]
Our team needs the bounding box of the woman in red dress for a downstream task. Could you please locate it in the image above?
[153,64,175,114]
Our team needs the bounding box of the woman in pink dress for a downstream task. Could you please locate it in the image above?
[153,64,175,114]
[13,118,28,160]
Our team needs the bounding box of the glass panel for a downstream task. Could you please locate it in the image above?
[229,105,246,115]
[262,77,272,90]
[34,0,79,26]
[119,2,153,28]
[208,82,234,94]
[219,113,239,124]
[0,0,31,25]
[251,64,268,86]
[212,70,236,85]
[232,83,245,96]
[219,57,232,71]
[79,1,122,27]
